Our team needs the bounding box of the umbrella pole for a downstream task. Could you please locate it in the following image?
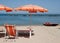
[28,14,32,38]
[29,13,32,29]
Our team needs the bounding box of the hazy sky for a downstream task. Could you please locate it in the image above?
[0,0,60,14]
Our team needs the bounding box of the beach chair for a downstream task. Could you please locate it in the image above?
[4,24,17,39]
[0,28,5,38]
[18,29,33,38]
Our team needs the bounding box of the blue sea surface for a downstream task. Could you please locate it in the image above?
[0,14,60,25]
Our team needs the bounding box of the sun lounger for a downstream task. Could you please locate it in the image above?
[0,27,5,38]
[17,29,33,38]
[4,24,17,39]
[0,31,5,38]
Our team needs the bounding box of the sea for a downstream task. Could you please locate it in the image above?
[0,14,60,26]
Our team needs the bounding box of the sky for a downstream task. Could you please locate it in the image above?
[0,0,60,14]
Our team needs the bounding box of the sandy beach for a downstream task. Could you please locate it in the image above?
[0,25,60,43]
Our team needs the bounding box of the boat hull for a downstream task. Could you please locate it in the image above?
[43,24,58,26]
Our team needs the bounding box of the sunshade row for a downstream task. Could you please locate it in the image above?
[0,4,48,13]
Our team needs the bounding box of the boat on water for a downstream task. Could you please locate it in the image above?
[43,22,58,26]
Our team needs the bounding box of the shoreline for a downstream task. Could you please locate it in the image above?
[0,24,60,26]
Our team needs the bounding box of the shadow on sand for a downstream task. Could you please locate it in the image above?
[0,33,34,38]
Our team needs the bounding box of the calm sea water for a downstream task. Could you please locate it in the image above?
[0,14,60,25]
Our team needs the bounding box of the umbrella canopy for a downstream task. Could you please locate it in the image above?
[14,4,48,13]
[0,4,13,12]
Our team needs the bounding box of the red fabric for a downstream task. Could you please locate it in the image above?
[5,25,16,36]
[6,10,12,12]
[29,10,37,13]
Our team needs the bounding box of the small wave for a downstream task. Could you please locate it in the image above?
[0,14,60,16]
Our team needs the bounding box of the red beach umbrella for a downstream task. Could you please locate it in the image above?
[15,4,48,13]
[0,4,13,12]
[14,4,48,29]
